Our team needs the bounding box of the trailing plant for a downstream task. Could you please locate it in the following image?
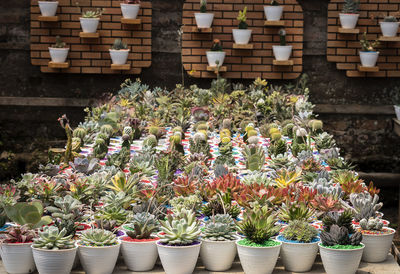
[281,220,318,243]
[32,226,75,250]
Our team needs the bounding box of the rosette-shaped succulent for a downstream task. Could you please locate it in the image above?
[125,212,159,239]
[359,217,384,231]
[3,224,36,243]
[33,226,75,250]
[80,229,118,247]
[202,214,236,241]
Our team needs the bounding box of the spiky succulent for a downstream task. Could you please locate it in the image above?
[159,209,201,245]
[322,210,355,234]
[350,193,382,221]
[320,224,362,247]
[281,220,318,243]
[201,199,241,219]
[33,226,75,250]
[359,217,384,231]
[80,229,118,246]
[242,144,265,171]
[125,212,159,239]
[279,202,314,223]
[2,225,36,243]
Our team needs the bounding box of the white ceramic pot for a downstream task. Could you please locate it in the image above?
[78,243,120,274]
[361,228,395,263]
[49,47,69,63]
[194,13,214,28]
[121,239,158,271]
[236,240,282,274]
[380,22,399,37]
[232,29,252,45]
[80,18,100,33]
[339,13,359,29]
[394,105,400,120]
[200,238,237,271]
[264,6,283,21]
[156,241,201,274]
[0,243,36,274]
[121,4,140,19]
[273,45,292,61]
[277,237,319,272]
[359,51,379,67]
[109,49,130,65]
[38,1,59,17]
[32,247,77,274]
[206,51,226,67]
[319,243,364,274]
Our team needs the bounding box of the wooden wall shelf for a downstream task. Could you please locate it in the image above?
[79,32,100,38]
[273,60,294,66]
[121,18,141,25]
[207,66,227,73]
[379,36,400,42]
[111,64,131,70]
[338,28,359,34]
[38,16,59,22]
[233,44,253,49]
[358,65,379,72]
[191,27,213,33]
[264,21,285,26]
[48,62,69,69]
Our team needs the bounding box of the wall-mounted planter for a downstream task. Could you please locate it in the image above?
[359,51,379,67]
[273,45,292,61]
[195,13,214,29]
[380,21,399,37]
[232,29,252,45]
[80,18,100,33]
[206,51,226,67]
[49,47,69,63]
[38,1,59,17]
[264,5,283,21]
[121,3,140,19]
[110,49,130,65]
[339,13,359,29]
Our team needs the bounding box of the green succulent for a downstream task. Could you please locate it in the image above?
[281,220,318,243]
[359,217,384,231]
[143,134,158,148]
[279,202,314,223]
[242,144,265,171]
[80,229,118,247]
[33,226,75,250]
[202,214,236,241]
[314,132,336,150]
[201,199,241,219]
[170,195,202,212]
[268,139,287,157]
[95,205,128,227]
[5,201,52,229]
[125,212,159,239]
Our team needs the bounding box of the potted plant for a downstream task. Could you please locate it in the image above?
[359,217,395,263]
[339,0,360,29]
[120,212,159,271]
[264,0,283,21]
[156,209,201,274]
[277,220,320,272]
[121,0,141,20]
[393,88,400,120]
[236,206,282,274]
[233,7,252,45]
[380,15,399,37]
[80,8,104,33]
[273,28,292,61]
[0,225,36,274]
[206,39,226,67]
[77,229,120,274]
[32,226,77,274]
[109,39,130,65]
[200,214,238,271]
[359,32,379,67]
[38,0,59,17]
[195,0,214,29]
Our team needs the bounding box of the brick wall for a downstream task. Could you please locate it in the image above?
[30,0,152,74]
[182,0,304,79]
[327,0,400,77]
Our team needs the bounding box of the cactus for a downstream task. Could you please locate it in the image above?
[279,28,287,46]
[5,201,52,229]
[320,224,362,247]
[33,226,75,250]
[143,134,158,148]
[359,217,384,231]
[350,192,382,221]
[80,229,118,246]
[281,220,318,243]
[125,212,159,239]
[242,144,265,171]
[159,209,201,245]
[3,224,36,243]
[202,214,237,241]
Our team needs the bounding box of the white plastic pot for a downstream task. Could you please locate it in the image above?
[232,29,252,45]
[264,6,283,21]
[156,241,201,274]
[361,228,395,263]
[236,240,281,274]
[78,243,120,274]
[359,51,379,67]
[273,45,292,61]
[80,18,100,33]
[49,47,69,63]
[206,51,226,67]
[0,243,36,274]
[319,243,364,274]
[277,238,319,272]
[339,13,359,29]
[380,21,399,37]
[194,13,214,28]
[121,4,140,19]
[200,238,237,271]
[38,1,59,17]
[32,247,77,274]
[109,49,130,65]
[121,239,158,271]
[394,105,400,120]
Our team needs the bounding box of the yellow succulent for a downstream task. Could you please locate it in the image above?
[275,169,302,188]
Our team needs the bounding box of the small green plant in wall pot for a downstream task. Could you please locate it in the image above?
[272,28,292,61]
[380,15,399,37]
[38,0,59,17]
[80,8,104,33]
[264,0,283,21]
[49,36,69,63]
[110,39,130,65]
[339,0,360,29]
[195,0,214,28]
[206,39,226,67]
[233,7,252,45]
[121,0,141,19]
[359,32,380,67]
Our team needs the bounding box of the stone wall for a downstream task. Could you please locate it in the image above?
[0,0,400,173]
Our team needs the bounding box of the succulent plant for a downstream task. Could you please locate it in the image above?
[384,15,397,22]
[80,229,118,246]
[268,139,287,157]
[5,201,52,229]
[125,212,159,239]
[242,144,265,171]
[2,224,36,243]
[170,194,202,212]
[69,157,99,175]
[33,226,75,250]
[281,220,318,243]
[202,220,236,241]
[143,134,158,148]
[159,209,201,245]
[242,171,272,186]
[111,39,128,50]
[214,164,229,178]
[322,210,355,234]
[52,36,66,48]
[95,205,128,229]
[350,192,382,221]
[359,217,384,231]
[320,224,362,247]
[201,199,241,219]
[314,132,336,150]
[279,202,314,223]
[82,8,104,18]
[342,0,359,14]
[309,178,343,199]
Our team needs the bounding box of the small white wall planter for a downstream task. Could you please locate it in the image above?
[32,247,77,274]
[273,45,292,61]
[232,29,252,45]
[319,243,364,274]
[359,51,379,67]
[78,243,120,274]
[380,22,399,37]
[80,18,100,33]
[121,4,140,19]
[206,51,226,67]
[200,238,237,271]
[361,228,396,263]
[109,49,130,65]
[339,14,359,29]
[49,47,69,63]
[394,105,400,120]
[264,6,283,21]
[38,1,59,17]
[0,243,36,274]
[120,239,158,271]
[195,13,214,28]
